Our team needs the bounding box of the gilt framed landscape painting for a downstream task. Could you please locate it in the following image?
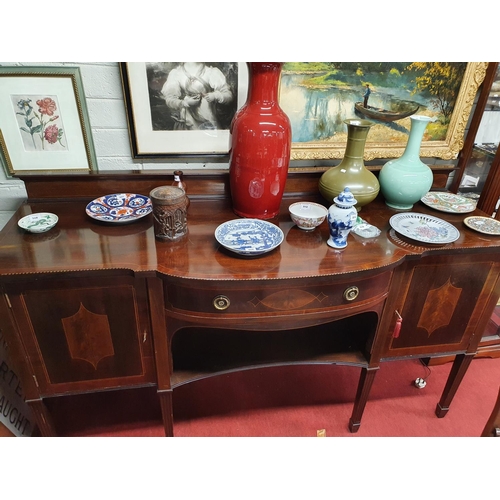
[279,62,488,161]
[120,62,248,159]
[0,66,97,175]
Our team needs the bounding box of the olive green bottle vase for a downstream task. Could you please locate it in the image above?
[319,119,379,211]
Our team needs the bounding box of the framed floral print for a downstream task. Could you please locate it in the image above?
[0,66,97,175]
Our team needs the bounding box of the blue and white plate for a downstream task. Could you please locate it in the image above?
[86,193,152,223]
[215,219,284,256]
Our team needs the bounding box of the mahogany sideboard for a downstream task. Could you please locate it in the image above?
[1,171,499,436]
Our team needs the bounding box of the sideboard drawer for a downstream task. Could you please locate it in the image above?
[164,271,392,317]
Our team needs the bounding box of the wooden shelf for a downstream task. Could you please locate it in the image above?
[171,352,367,388]
[170,313,376,387]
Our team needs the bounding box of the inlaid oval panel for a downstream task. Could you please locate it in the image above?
[258,289,319,310]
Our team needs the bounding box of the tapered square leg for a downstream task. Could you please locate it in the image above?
[29,398,57,437]
[435,353,474,419]
[349,366,379,433]
[158,389,174,437]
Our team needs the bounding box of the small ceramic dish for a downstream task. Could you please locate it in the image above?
[288,202,328,231]
[18,213,58,233]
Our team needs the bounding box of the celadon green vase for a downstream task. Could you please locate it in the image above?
[319,119,379,211]
[379,115,434,210]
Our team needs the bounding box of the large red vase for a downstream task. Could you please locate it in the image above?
[229,62,291,219]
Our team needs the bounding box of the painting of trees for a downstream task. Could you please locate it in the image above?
[406,62,467,122]
[278,61,486,159]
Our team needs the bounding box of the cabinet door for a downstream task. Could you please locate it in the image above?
[381,256,500,359]
[4,275,155,396]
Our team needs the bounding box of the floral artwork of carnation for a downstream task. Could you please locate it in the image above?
[37,97,57,116]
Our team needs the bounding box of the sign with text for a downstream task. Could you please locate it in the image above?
[0,330,33,436]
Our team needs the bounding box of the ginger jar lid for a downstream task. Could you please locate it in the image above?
[150,186,186,206]
[334,187,357,208]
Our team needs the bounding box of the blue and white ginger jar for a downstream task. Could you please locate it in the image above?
[327,187,358,249]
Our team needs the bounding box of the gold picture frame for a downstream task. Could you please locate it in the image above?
[280,62,489,161]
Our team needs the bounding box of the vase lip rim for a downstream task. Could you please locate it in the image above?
[248,62,284,68]
[410,114,434,122]
[343,118,374,128]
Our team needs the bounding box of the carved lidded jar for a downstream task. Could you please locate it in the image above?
[150,186,189,241]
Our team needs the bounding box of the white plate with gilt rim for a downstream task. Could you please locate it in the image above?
[389,213,460,244]
[463,216,500,235]
[420,192,477,214]
[215,219,284,256]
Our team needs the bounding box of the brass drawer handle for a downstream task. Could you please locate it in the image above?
[213,295,230,311]
[343,286,359,301]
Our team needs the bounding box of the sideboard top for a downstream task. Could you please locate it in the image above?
[1,189,499,281]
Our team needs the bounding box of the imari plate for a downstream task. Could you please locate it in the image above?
[389,213,460,244]
[463,216,500,236]
[420,192,476,214]
[215,219,284,256]
[86,193,152,223]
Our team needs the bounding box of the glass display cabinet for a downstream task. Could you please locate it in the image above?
[451,62,500,360]
[453,63,500,216]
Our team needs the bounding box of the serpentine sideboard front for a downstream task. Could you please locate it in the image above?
[1,173,499,436]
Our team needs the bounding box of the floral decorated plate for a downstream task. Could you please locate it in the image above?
[86,193,152,223]
[215,219,284,256]
[420,192,476,213]
[463,216,500,235]
[389,213,460,244]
